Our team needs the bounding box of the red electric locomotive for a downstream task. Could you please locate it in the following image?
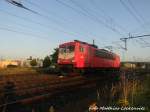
[57,40,120,73]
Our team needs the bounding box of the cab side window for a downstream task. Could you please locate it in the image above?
[80,46,84,52]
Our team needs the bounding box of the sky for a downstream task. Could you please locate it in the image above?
[0,0,150,61]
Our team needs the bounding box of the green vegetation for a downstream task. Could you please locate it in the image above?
[50,48,58,64]
[30,59,37,66]
[133,75,150,110]
[43,56,51,68]
[117,74,150,111]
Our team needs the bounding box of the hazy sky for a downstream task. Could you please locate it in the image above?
[0,0,150,61]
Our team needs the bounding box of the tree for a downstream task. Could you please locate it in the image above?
[30,59,37,66]
[50,48,58,64]
[43,56,51,68]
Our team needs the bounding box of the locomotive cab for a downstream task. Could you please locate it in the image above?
[57,40,89,72]
[58,42,76,72]
[58,42,75,64]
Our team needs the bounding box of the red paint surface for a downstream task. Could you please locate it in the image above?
[58,40,120,69]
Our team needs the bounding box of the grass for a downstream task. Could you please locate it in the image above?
[0,67,37,75]
[133,75,150,109]
[117,74,150,111]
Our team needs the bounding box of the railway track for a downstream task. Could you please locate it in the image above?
[0,73,110,109]
[0,68,149,110]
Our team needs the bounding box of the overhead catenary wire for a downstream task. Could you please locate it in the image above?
[139,38,150,47]
[0,18,54,37]
[69,0,126,37]
[88,0,128,34]
[4,0,96,41]
[0,9,90,39]
[131,21,150,35]
[120,0,143,25]
[119,0,150,49]
[129,34,150,39]
[0,10,103,51]
[23,0,125,44]
[5,0,40,15]
[0,27,51,40]
[55,0,126,38]
[70,0,115,38]
[24,0,102,42]
[68,0,127,47]
[5,0,69,26]
[3,0,109,45]
[2,0,149,55]
[127,0,146,24]
[120,34,150,50]
[135,39,145,47]
[24,0,73,23]
[126,0,148,35]
[55,0,107,42]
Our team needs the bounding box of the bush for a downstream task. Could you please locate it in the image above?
[43,56,51,68]
[30,59,37,66]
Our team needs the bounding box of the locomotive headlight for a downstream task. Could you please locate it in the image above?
[80,56,84,59]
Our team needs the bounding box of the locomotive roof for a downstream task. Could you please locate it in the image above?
[59,40,98,48]
[59,41,75,47]
[99,49,115,55]
[74,40,98,48]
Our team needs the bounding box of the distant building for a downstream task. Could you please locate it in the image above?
[0,57,43,69]
[22,59,31,67]
[0,60,20,69]
[122,62,136,69]
[36,58,43,67]
[21,58,43,67]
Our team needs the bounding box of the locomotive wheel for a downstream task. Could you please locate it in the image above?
[80,69,85,75]
[72,68,85,75]
[59,67,68,76]
[60,71,68,76]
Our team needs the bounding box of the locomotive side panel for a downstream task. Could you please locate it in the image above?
[113,55,120,68]
[74,42,90,68]
[90,48,120,69]
[57,40,120,73]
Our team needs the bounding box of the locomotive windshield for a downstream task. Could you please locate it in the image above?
[59,45,75,54]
